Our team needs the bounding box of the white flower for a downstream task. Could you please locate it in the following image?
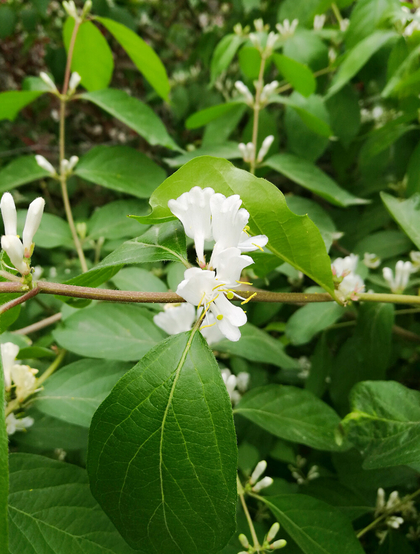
[168,186,214,266]
[39,72,58,93]
[260,81,279,105]
[11,364,38,402]
[62,0,78,19]
[387,515,404,529]
[252,476,274,492]
[1,235,28,275]
[238,142,255,163]
[332,255,364,300]
[68,72,81,94]
[234,80,254,106]
[200,312,225,345]
[328,47,337,64]
[265,32,279,54]
[60,156,79,176]
[23,197,45,257]
[383,261,412,293]
[332,254,359,278]
[1,342,19,391]
[35,155,56,176]
[1,193,17,236]
[6,413,34,435]
[249,32,261,49]
[250,460,267,484]
[257,135,274,162]
[410,250,420,267]
[254,18,265,32]
[276,19,298,38]
[364,252,381,269]
[177,267,247,341]
[339,18,350,32]
[314,14,326,30]
[221,369,237,398]
[338,273,365,300]
[212,247,253,285]
[271,539,287,549]
[236,371,250,393]
[267,522,280,542]
[153,303,196,335]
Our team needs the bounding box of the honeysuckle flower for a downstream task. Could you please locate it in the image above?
[338,273,365,300]
[1,193,17,236]
[1,342,19,391]
[250,460,267,484]
[276,19,298,38]
[332,254,365,300]
[68,71,81,95]
[331,254,359,278]
[271,539,287,549]
[252,476,274,492]
[177,267,247,341]
[236,371,250,393]
[221,369,238,398]
[12,364,38,402]
[39,72,58,93]
[267,522,280,543]
[23,197,45,257]
[238,142,255,163]
[153,303,196,335]
[168,186,214,266]
[234,80,254,106]
[257,135,275,162]
[260,81,279,105]
[387,516,404,529]
[1,235,28,275]
[60,155,79,176]
[314,14,326,30]
[265,31,280,54]
[200,312,225,345]
[212,247,254,285]
[410,250,420,267]
[6,413,34,435]
[239,534,250,549]
[63,0,78,19]
[383,261,412,293]
[253,18,266,32]
[35,155,56,176]
[339,18,350,32]
[364,252,381,269]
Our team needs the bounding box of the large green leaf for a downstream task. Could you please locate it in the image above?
[16,211,73,248]
[35,359,132,427]
[88,331,237,553]
[164,142,242,168]
[80,89,180,150]
[96,17,170,100]
[273,54,316,97]
[0,156,50,193]
[63,19,113,91]
[0,358,8,552]
[186,103,242,130]
[270,93,333,137]
[286,303,346,345]
[259,495,365,554]
[341,381,420,469]
[264,153,367,207]
[381,192,420,250]
[286,196,337,251]
[96,221,188,269]
[327,31,397,98]
[53,304,165,361]
[133,157,337,297]
[235,385,346,451]
[74,145,166,198]
[346,0,400,48]
[87,199,150,240]
[0,91,44,121]
[213,323,299,370]
[210,34,245,84]
[8,453,138,554]
[353,229,411,260]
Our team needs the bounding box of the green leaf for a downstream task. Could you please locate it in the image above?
[341,381,420,469]
[134,157,337,297]
[16,211,73,248]
[406,141,420,195]
[326,85,361,147]
[186,103,242,130]
[286,303,345,345]
[80,89,180,150]
[0,357,8,552]
[381,192,420,250]
[63,18,113,91]
[346,0,400,48]
[74,145,166,198]
[286,196,337,251]
[35,359,132,427]
[353,229,412,260]
[210,34,244,84]
[235,384,346,451]
[264,153,367,207]
[53,304,165,361]
[213,323,300,370]
[359,123,417,167]
[96,221,188,269]
[0,91,44,122]
[96,16,170,100]
[164,142,242,168]
[87,199,150,240]
[382,44,420,98]
[273,54,316,97]
[8,453,138,553]
[270,93,333,137]
[88,331,237,553]
[0,6,16,39]
[259,494,365,554]
[327,31,398,98]
[0,156,50,194]
[113,267,167,293]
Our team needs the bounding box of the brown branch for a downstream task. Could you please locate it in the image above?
[0,286,40,314]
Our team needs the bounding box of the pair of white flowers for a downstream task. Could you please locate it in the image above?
[331,254,365,301]
[1,192,45,275]
[155,186,268,342]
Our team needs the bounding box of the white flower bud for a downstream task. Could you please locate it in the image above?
[260,81,279,105]
[1,192,17,236]
[82,0,92,16]
[236,372,250,393]
[363,252,381,269]
[12,364,38,402]
[250,460,267,484]
[266,32,279,53]
[68,72,81,94]
[1,235,28,274]
[257,135,275,162]
[271,539,287,549]
[60,159,69,176]
[376,488,386,512]
[22,197,45,256]
[410,250,420,266]
[254,18,264,32]
[35,155,56,176]
[68,155,79,171]
[39,72,58,93]
[314,14,326,30]
[249,32,261,49]
[234,81,254,106]
[386,516,404,529]
[339,18,350,32]
[276,19,298,38]
[239,534,249,549]
[1,342,19,391]
[63,0,78,19]
[267,522,280,542]
[252,476,273,492]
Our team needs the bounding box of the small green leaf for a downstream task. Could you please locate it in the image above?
[259,494,365,554]
[134,157,337,297]
[74,145,166,198]
[382,44,420,98]
[346,0,400,48]
[273,53,316,97]
[96,16,170,100]
[88,331,237,553]
[286,303,346,345]
[270,93,333,137]
[235,384,346,451]
[0,357,8,552]
[87,199,150,240]
[0,91,44,122]
[381,192,420,250]
[35,359,132,427]
[211,34,245,84]
[286,196,337,251]
[164,142,242,168]
[54,304,165,361]
[8,453,138,554]
[341,381,420,469]
[113,267,167,293]
[327,31,397,98]
[186,103,243,130]
[264,153,367,207]
[354,229,412,260]
[0,156,50,194]
[63,18,113,91]
[80,89,180,150]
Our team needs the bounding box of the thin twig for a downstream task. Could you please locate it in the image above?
[0,286,40,314]
[237,475,261,553]
[12,312,62,335]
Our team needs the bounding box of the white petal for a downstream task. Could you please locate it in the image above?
[22,197,45,253]
[1,193,17,236]
[238,233,268,253]
[213,293,247,326]
[213,247,253,285]
[1,342,19,390]
[176,268,217,306]
[153,303,196,335]
[1,235,27,274]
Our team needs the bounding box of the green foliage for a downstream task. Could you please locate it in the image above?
[0,156,50,194]
[0,91,45,122]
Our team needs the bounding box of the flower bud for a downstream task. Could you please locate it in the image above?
[68,155,79,171]
[271,539,287,549]
[257,135,275,162]
[267,522,280,542]
[250,460,267,485]
[252,476,273,492]
[1,192,17,236]
[235,81,254,106]
[68,72,82,94]
[63,0,78,19]
[35,155,56,176]
[82,0,92,16]
[22,197,45,256]
[239,534,249,549]
[1,235,28,274]
[39,72,58,93]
